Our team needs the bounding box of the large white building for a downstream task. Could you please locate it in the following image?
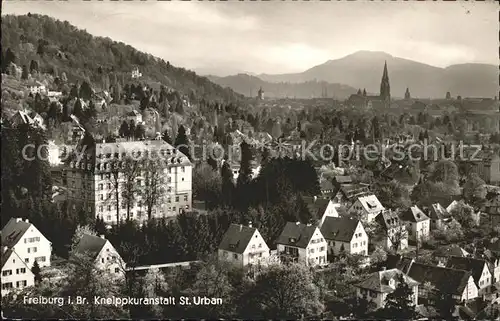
[63,139,192,224]
[1,218,52,296]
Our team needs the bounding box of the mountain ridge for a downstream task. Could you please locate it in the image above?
[253,51,497,99]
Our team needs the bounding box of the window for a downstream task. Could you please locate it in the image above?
[99,206,104,212]
[175,196,179,202]
[252,244,256,249]
[184,195,188,202]
[25,258,29,263]
[107,205,111,211]
[181,166,185,173]
[258,243,262,248]
[168,177,172,183]
[2,270,12,276]
[99,184,103,191]
[320,246,325,252]
[115,268,120,273]
[101,258,105,264]
[100,194,104,201]
[167,197,171,203]
[16,268,26,274]
[233,253,238,259]
[2,283,13,290]
[35,256,46,262]
[310,248,315,254]
[181,178,184,181]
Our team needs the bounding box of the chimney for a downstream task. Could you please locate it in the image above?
[3,246,8,253]
[25,219,29,223]
[296,221,300,225]
[99,234,105,239]
[381,266,386,271]
[314,195,317,202]
[239,224,243,231]
[16,218,22,223]
[248,221,252,228]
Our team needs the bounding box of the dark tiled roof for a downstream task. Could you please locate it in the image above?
[277,222,318,249]
[401,206,429,223]
[73,234,107,260]
[446,256,489,285]
[355,268,419,293]
[333,176,353,184]
[422,195,462,208]
[1,246,34,270]
[434,244,469,258]
[333,183,370,201]
[407,262,472,295]
[375,210,403,230]
[302,196,332,218]
[385,254,414,274]
[1,218,33,248]
[218,224,257,254]
[320,217,359,242]
[427,203,449,220]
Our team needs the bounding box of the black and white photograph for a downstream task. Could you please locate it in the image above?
[1,0,499,319]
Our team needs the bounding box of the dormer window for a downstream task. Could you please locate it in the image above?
[289,238,296,243]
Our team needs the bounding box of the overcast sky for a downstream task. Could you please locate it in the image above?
[3,1,498,76]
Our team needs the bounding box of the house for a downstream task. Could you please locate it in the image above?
[47,90,62,98]
[218,223,270,268]
[484,239,500,283]
[355,268,419,309]
[276,222,328,267]
[27,80,46,95]
[301,196,340,226]
[407,262,478,302]
[426,203,449,230]
[446,256,493,296]
[319,179,334,196]
[331,183,370,205]
[126,110,143,124]
[10,110,46,130]
[463,150,500,185]
[400,206,430,242]
[332,175,353,187]
[320,217,368,257]
[1,218,52,268]
[72,234,125,277]
[131,67,142,79]
[348,194,385,223]
[1,246,35,296]
[373,210,409,251]
[434,244,470,266]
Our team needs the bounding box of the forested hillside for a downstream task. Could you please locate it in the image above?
[1,13,243,102]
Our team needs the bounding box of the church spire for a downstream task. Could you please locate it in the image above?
[380,61,391,102]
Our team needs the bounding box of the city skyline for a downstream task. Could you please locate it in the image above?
[3,1,498,76]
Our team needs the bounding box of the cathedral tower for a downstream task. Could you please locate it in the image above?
[380,61,391,102]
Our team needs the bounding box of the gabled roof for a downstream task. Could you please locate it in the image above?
[401,206,429,223]
[320,217,360,242]
[375,210,403,230]
[385,254,414,274]
[1,218,34,248]
[320,179,334,191]
[333,175,353,184]
[276,222,318,249]
[1,246,35,271]
[446,256,489,284]
[355,194,385,213]
[355,268,419,293]
[427,203,449,220]
[333,183,370,201]
[73,234,108,260]
[407,262,472,295]
[218,224,258,254]
[302,196,334,218]
[434,244,469,258]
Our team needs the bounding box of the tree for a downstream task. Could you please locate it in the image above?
[21,64,29,80]
[271,121,282,139]
[4,48,16,71]
[79,81,93,100]
[29,59,39,73]
[32,260,42,284]
[73,99,84,119]
[174,125,191,160]
[446,91,451,99]
[140,159,167,220]
[162,129,172,144]
[450,201,477,229]
[120,158,142,221]
[135,123,146,140]
[372,180,410,210]
[462,173,486,205]
[193,164,222,209]
[70,225,97,251]
[427,283,456,319]
[430,160,459,184]
[119,121,129,138]
[69,84,79,99]
[380,274,417,319]
[220,161,235,207]
[251,263,324,318]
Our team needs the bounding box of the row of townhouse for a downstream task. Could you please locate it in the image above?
[355,253,494,310]
[1,218,125,297]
